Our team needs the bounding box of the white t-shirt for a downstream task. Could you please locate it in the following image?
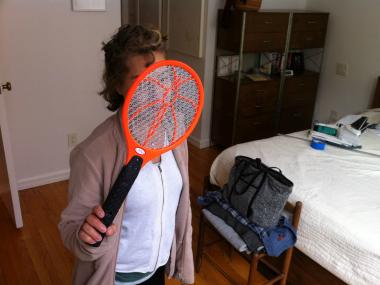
[115,150,183,274]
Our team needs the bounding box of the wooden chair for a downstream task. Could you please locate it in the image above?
[195,176,303,285]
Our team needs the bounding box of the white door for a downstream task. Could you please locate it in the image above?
[0,2,23,228]
[0,86,23,229]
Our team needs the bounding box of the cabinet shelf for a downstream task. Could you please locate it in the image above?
[211,10,329,148]
[217,75,281,85]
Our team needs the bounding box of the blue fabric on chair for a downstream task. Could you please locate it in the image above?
[198,191,297,257]
[202,209,251,253]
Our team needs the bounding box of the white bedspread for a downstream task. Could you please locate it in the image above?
[210,131,380,285]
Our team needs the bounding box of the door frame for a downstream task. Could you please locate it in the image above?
[0,93,23,228]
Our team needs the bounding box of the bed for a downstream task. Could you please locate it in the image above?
[208,108,380,285]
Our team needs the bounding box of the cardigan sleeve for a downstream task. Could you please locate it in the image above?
[58,147,117,262]
[173,140,195,284]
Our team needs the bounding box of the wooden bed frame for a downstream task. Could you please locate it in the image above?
[372,76,380,108]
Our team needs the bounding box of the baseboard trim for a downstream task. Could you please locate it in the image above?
[16,136,211,190]
[17,169,70,191]
[188,135,211,149]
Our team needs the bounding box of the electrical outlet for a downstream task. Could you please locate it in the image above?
[336,63,348,77]
[68,133,78,148]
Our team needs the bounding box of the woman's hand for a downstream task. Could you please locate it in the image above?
[79,205,117,244]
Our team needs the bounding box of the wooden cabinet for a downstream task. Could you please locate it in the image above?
[291,13,328,49]
[211,10,329,148]
[290,31,326,49]
[279,106,315,134]
[211,78,279,146]
[244,33,286,52]
[282,71,319,108]
[235,114,277,143]
[238,81,279,116]
[292,13,329,32]
[217,11,289,52]
[245,13,289,33]
[279,71,319,133]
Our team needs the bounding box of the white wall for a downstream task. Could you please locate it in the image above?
[0,0,121,189]
[306,0,380,122]
[262,0,306,9]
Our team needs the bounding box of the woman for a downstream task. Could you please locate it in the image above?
[59,25,194,285]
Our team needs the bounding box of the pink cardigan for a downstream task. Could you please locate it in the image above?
[59,113,194,285]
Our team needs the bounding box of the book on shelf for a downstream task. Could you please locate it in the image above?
[245,73,271,82]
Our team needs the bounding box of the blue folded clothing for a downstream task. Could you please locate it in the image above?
[198,191,297,257]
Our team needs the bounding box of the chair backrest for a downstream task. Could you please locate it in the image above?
[284,201,302,230]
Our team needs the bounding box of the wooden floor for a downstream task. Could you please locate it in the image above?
[0,144,269,285]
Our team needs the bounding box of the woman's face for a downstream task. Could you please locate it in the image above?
[119,51,165,97]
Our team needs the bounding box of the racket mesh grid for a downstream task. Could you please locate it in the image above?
[128,65,200,149]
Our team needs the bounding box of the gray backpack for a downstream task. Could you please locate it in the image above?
[222,156,293,228]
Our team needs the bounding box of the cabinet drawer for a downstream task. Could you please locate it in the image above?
[245,33,286,52]
[290,31,326,49]
[238,81,279,117]
[292,13,328,32]
[246,12,289,33]
[235,114,276,143]
[283,74,319,108]
[217,10,242,52]
[211,111,234,147]
[213,78,236,115]
[279,106,314,134]
[211,77,236,147]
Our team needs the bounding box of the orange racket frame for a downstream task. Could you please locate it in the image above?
[122,60,204,166]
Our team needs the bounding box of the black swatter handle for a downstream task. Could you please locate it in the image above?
[90,155,143,247]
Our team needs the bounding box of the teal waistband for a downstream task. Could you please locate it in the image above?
[115,271,153,283]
